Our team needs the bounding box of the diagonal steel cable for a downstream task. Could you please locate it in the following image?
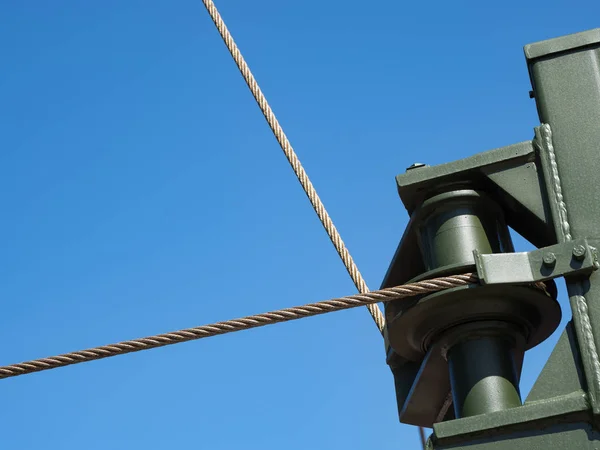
[201,0,386,332]
[0,274,477,380]
[419,426,427,448]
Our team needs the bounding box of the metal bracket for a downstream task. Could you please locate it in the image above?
[474,239,599,285]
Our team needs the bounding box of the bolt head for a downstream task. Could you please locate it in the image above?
[406,162,427,171]
[543,253,557,266]
[573,245,587,261]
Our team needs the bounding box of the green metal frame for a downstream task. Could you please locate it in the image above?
[382,28,600,449]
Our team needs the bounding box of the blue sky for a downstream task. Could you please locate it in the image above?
[1,1,599,449]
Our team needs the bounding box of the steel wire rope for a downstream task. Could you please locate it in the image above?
[0,274,478,380]
[199,1,428,443]
[200,0,386,332]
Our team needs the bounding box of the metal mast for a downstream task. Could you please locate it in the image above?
[382,28,600,449]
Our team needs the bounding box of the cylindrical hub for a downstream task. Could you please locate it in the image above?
[417,190,523,417]
[384,188,561,427]
[448,335,522,418]
[417,190,513,271]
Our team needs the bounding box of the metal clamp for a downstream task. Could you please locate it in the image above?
[474,239,599,285]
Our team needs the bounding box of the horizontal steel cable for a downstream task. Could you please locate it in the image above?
[0,274,477,380]
[201,0,386,332]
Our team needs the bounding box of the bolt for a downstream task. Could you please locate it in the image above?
[543,252,556,266]
[529,90,535,99]
[573,245,587,261]
[406,162,427,171]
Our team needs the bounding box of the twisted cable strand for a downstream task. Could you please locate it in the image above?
[0,274,478,380]
[200,0,385,332]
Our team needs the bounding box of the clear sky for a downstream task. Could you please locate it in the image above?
[1,1,599,449]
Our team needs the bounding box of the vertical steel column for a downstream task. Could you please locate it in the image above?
[526,28,600,411]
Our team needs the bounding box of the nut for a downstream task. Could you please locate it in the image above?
[543,253,557,266]
[573,245,587,261]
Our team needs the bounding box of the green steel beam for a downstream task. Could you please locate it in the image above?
[382,28,600,449]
